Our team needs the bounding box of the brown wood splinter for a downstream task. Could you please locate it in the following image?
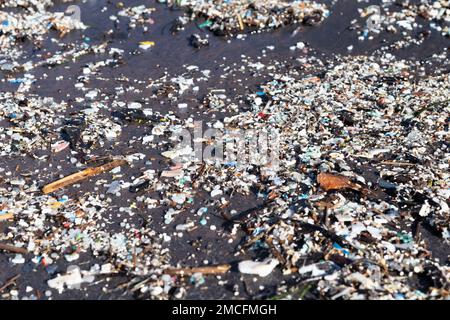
[317,172,365,193]
[42,159,128,194]
[0,243,28,255]
[164,264,231,276]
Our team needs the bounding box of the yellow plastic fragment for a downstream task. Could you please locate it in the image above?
[139,41,155,49]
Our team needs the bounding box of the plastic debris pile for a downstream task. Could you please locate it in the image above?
[175,0,330,35]
[357,0,449,43]
[0,93,68,156]
[139,53,450,299]
[0,1,86,54]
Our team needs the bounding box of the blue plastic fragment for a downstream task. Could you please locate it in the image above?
[9,79,23,84]
[333,242,349,255]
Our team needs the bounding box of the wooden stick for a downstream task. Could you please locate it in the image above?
[236,14,244,31]
[265,237,286,265]
[0,212,13,222]
[164,264,231,276]
[0,243,28,255]
[317,172,362,192]
[42,159,128,194]
[0,275,20,293]
[380,161,416,167]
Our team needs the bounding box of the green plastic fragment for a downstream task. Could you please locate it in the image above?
[199,20,213,28]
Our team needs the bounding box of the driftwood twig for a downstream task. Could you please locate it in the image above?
[164,264,231,276]
[0,212,13,222]
[43,159,127,194]
[0,243,28,255]
[0,275,20,293]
